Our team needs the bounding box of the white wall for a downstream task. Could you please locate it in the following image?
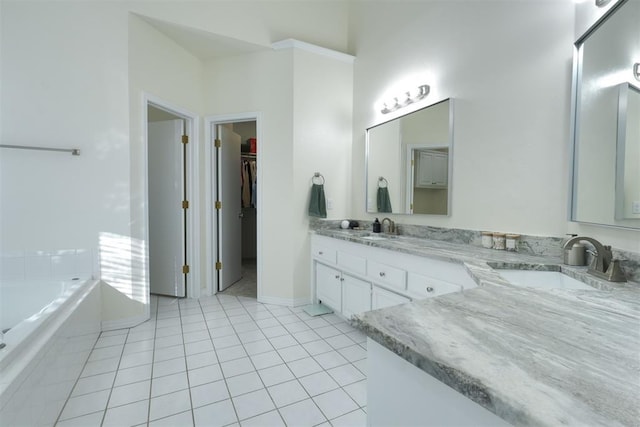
[348,1,639,252]
[204,44,353,304]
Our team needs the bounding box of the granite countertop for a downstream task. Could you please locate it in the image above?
[313,229,640,426]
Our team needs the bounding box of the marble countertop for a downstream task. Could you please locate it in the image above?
[314,229,640,426]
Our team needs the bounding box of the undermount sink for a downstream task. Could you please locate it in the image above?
[498,270,595,290]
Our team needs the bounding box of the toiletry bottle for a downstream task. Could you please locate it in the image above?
[373,218,381,233]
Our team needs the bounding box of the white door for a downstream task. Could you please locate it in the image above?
[148,119,186,297]
[217,126,243,291]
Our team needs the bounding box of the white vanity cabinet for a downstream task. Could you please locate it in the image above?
[311,234,476,319]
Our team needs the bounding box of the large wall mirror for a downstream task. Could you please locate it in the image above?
[571,0,640,229]
[366,98,453,215]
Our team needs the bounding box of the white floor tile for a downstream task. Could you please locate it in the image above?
[313,350,349,370]
[240,409,285,427]
[231,389,275,421]
[153,357,186,378]
[249,350,283,370]
[72,371,116,396]
[324,334,356,350]
[185,340,215,356]
[337,344,367,362]
[267,380,308,408]
[278,398,326,427]
[232,321,259,333]
[55,410,104,426]
[190,379,230,408]
[188,364,224,387]
[209,325,237,338]
[327,364,365,387]
[155,334,184,349]
[255,318,280,329]
[94,334,127,349]
[284,321,310,334]
[268,334,298,350]
[187,351,219,369]
[345,330,367,344]
[243,339,274,356]
[237,329,266,344]
[127,329,156,343]
[217,345,249,363]
[313,388,358,420]
[102,399,149,427]
[119,350,154,369]
[182,314,205,325]
[123,339,155,355]
[87,345,123,362]
[298,371,339,397]
[277,345,309,362]
[343,380,367,407]
[155,325,182,338]
[352,359,367,376]
[149,410,194,427]
[278,314,300,325]
[260,325,289,339]
[154,344,185,362]
[80,357,120,377]
[183,330,210,344]
[229,314,253,325]
[212,334,242,350]
[181,321,207,333]
[114,364,153,387]
[313,325,343,339]
[108,380,151,408]
[257,364,296,388]
[301,339,333,356]
[151,371,189,397]
[330,408,367,427]
[149,389,192,422]
[304,317,331,329]
[59,390,110,420]
[220,357,255,378]
[286,357,323,378]
[226,371,264,397]
[193,399,238,426]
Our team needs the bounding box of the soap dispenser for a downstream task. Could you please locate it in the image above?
[372,218,381,233]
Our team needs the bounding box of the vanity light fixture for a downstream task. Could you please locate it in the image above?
[381,84,430,114]
[634,63,640,81]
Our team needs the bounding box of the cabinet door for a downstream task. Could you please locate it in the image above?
[316,263,342,312]
[432,153,448,186]
[416,151,448,188]
[342,274,371,319]
[416,151,436,187]
[407,273,462,300]
[372,286,410,310]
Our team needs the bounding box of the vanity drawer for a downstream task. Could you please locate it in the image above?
[337,251,367,276]
[368,261,406,291]
[407,273,462,299]
[312,243,337,264]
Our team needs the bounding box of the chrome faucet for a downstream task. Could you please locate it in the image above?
[381,217,396,234]
[563,236,626,282]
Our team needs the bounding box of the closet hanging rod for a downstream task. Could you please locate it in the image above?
[0,144,80,156]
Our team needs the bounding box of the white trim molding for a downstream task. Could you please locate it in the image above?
[271,39,355,64]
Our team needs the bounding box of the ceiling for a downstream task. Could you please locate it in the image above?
[138,15,268,60]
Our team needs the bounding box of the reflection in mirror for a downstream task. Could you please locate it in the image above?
[615,83,640,220]
[366,99,452,215]
[571,0,639,228]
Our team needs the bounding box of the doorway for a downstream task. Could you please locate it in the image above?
[145,98,200,298]
[206,114,260,299]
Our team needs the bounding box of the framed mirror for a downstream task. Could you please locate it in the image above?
[366,98,453,215]
[570,0,640,229]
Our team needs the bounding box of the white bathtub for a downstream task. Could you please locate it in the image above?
[0,276,102,426]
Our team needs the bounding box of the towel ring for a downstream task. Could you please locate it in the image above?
[378,176,388,188]
[312,172,325,185]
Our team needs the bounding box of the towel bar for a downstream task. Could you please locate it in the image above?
[312,172,325,185]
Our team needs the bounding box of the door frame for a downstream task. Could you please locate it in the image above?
[143,93,201,298]
[204,113,262,298]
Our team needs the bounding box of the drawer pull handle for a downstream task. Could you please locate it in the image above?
[379,272,386,277]
[426,286,434,293]
[319,251,324,255]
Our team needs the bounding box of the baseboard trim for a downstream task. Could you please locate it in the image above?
[258,295,312,307]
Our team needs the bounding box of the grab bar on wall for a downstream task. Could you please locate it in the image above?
[0,144,80,156]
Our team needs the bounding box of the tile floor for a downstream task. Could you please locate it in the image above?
[54,294,367,426]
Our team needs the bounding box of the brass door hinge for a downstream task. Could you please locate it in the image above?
[214,139,221,148]
[182,265,190,274]
[182,200,189,209]
[215,201,222,210]
[215,262,222,270]
[182,135,189,144]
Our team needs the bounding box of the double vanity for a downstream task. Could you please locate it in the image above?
[310,228,639,426]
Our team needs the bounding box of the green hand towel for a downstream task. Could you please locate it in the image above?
[377,187,392,213]
[309,184,327,218]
